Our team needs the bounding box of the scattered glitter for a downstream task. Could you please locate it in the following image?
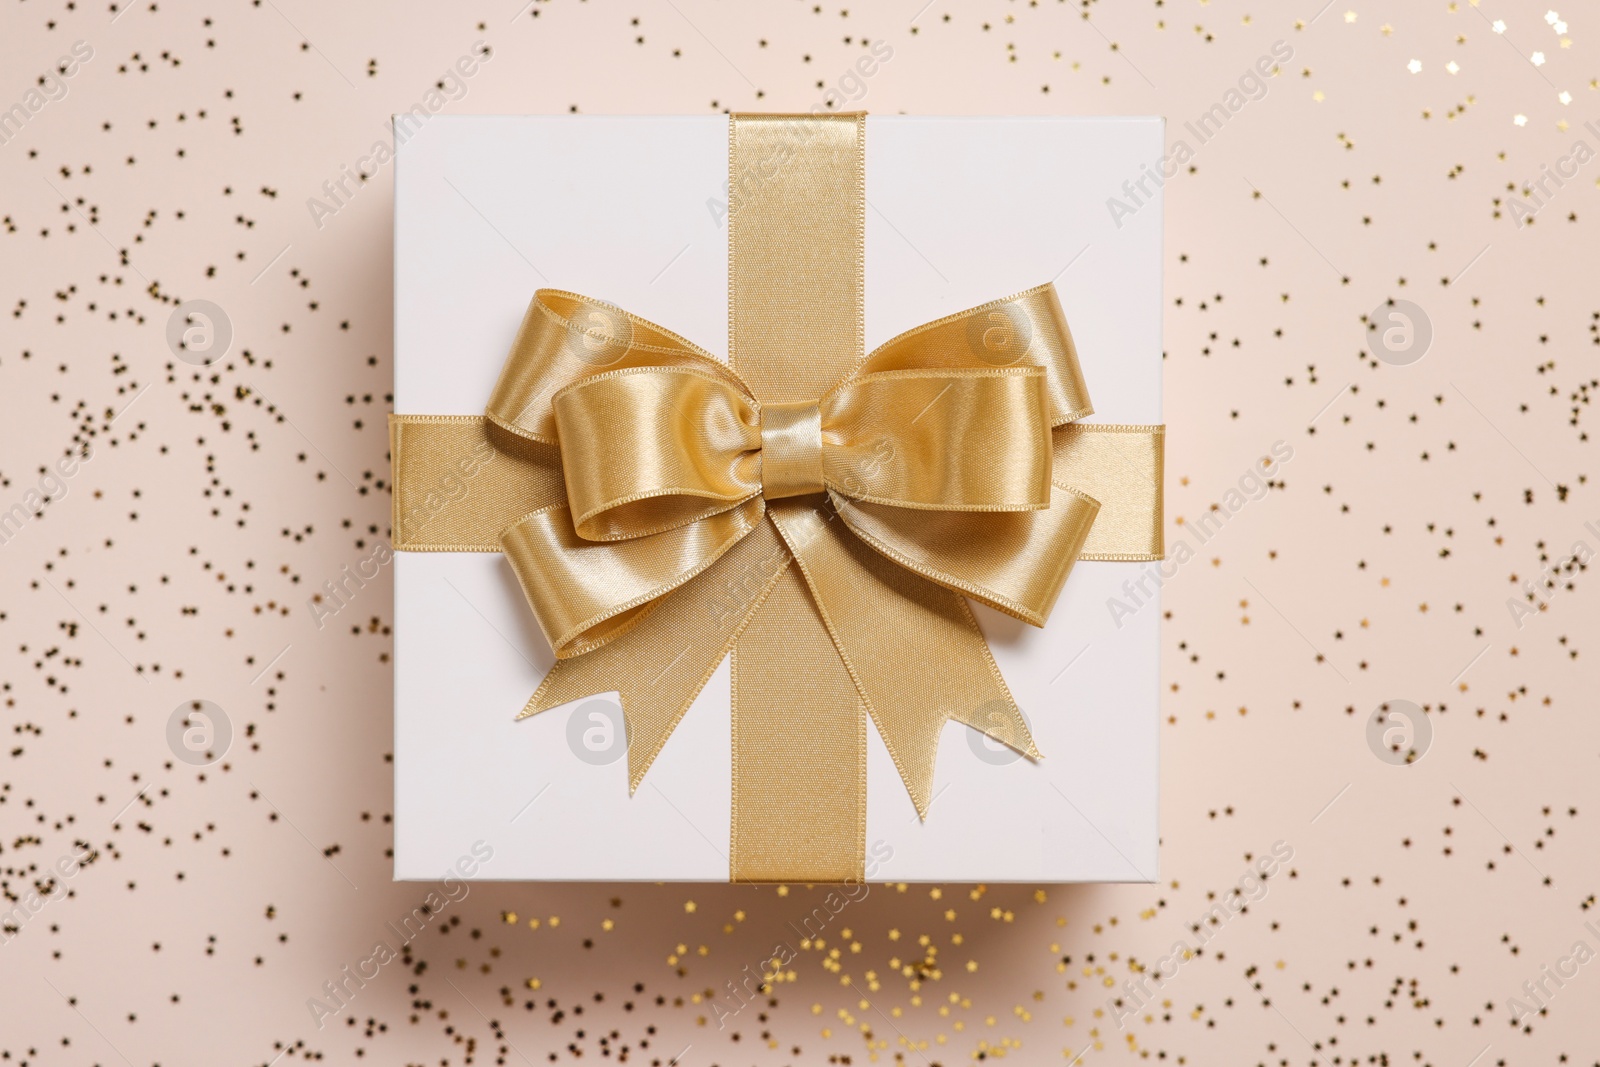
[1,5,1588,1065]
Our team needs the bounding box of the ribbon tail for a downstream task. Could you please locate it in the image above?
[766,500,1039,821]
[831,482,1099,626]
[518,519,792,793]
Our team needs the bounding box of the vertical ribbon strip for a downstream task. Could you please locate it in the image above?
[727,113,869,881]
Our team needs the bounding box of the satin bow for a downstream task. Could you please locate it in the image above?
[390,283,1160,818]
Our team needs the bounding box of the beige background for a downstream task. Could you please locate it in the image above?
[1,0,1595,1063]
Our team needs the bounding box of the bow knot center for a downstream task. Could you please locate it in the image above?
[759,400,825,500]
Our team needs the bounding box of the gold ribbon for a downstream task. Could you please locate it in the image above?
[390,112,1163,881]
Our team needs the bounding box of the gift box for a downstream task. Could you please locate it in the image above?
[392,114,1163,882]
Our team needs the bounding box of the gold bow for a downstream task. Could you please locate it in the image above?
[390,112,1162,881]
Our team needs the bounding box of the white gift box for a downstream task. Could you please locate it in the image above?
[393,115,1162,882]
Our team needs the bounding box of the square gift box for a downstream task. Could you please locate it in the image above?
[392,115,1162,882]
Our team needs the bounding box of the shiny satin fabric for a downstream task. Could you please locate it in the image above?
[549,363,1056,525]
[389,112,1165,882]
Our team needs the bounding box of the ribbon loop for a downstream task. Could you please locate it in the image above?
[855,283,1093,428]
[821,367,1054,511]
[487,290,737,447]
[502,496,766,658]
[831,482,1099,626]
[551,366,760,541]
